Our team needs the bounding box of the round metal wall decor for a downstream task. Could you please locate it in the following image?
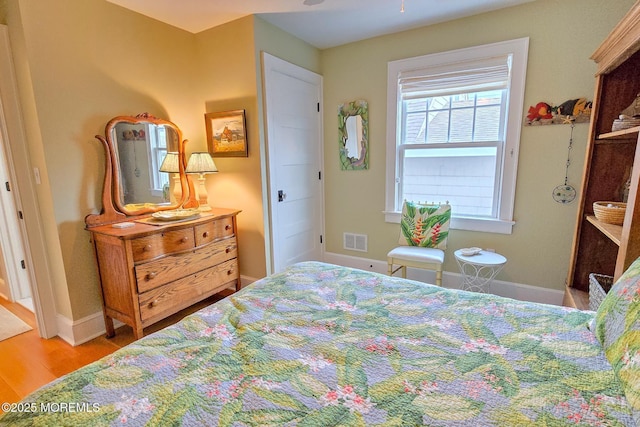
[553,121,576,204]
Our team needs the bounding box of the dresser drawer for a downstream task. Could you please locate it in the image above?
[138,259,238,323]
[135,238,238,293]
[131,228,195,262]
[195,216,234,246]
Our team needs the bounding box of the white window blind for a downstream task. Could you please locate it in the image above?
[398,55,512,100]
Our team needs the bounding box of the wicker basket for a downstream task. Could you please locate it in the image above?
[589,273,613,311]
[593,201,627,225]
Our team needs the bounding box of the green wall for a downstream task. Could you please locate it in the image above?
[194,17,267,281]
[321,0,636,290]
[0,0,319,322]
[2,0,202,319]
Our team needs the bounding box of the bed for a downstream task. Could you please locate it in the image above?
[1,260,639,426]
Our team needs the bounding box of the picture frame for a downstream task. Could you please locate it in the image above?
[205,109,248,157]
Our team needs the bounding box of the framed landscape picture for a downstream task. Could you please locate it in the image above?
[205,109,248,157]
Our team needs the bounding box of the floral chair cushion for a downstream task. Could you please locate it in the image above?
[593,257,640,421]
[398,201,451,249]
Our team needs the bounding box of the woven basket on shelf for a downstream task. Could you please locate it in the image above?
[593,201,627,225]
[589,273,613,311]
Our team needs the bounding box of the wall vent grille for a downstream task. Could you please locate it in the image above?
[343,233,367,252]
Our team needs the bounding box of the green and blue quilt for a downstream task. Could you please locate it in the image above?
[0,261,635,426]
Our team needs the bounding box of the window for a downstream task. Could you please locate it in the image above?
[147,124,169,198]
[385,38,529,234]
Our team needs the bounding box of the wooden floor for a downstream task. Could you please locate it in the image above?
[0,293,229,409]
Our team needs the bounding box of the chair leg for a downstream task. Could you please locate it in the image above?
[435,270,442,287]
[401,266,407,278]
[387,261,393,276]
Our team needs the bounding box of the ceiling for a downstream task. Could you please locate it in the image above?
[106,0,535,49]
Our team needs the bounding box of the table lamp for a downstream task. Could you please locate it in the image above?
[159,152,181,203]
[186,152,218,211]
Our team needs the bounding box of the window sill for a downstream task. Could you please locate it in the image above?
[384,211,515,234]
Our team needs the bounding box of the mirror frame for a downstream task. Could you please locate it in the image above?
[86,113,193,227]
[338,100,369,170]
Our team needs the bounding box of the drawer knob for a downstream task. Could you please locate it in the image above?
[225,225,231,231]
[149,299,159,308]
[203,231,210,238]
[227,270,233,276]
[225,247,231,254]
[180,237,189,243]
[146,272,157,280]
[143,244,152,252]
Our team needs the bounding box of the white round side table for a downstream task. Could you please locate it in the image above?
[454,249,507,293]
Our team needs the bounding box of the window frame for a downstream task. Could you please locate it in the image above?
[385,38,529,234]
[147,124,169,198]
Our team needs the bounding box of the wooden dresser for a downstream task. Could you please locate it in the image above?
[87,207,240,339]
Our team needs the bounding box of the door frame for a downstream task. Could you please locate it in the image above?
[261,52,325,274]
[0,25,58,338]
[0,111,32,303]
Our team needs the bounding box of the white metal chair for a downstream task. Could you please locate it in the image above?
[387,202,451,286]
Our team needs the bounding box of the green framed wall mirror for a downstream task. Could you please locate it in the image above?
[338,100,369,170]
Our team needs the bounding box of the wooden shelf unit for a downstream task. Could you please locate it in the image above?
[566,1,640,305]
[585,215,622,246]
[598,125,640,140]
[562,286,590,311]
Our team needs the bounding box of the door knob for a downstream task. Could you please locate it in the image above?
[278,190,287,202]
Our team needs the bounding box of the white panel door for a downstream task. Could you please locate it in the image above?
[0,95,32,305]
[262,53,323,273]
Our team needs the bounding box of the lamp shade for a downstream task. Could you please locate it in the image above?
[159,152,180,173]
[186,152,218,174]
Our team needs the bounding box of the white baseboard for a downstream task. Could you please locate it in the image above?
[323,252,564,306]
[58,275,255,346]
[56,312,124,346]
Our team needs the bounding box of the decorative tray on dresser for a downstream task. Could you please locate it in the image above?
[87,208,241,339]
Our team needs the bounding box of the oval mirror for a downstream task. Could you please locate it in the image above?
[103,114,188,217]
[338,100,369,170]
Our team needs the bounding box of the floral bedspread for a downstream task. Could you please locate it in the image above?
[0,262,635,426]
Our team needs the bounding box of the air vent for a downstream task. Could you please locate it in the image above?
[343,233,367,252]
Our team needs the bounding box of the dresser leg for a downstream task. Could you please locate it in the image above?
[104,315,115,338]
[134,326,144,340]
